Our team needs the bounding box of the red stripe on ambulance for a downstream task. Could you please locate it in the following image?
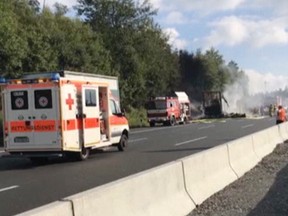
[84,118,100,128]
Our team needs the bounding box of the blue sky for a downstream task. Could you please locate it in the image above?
[39,0,288,94]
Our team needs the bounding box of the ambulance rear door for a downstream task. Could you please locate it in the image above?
[4,83,60,150]
[81,85,101,147]
[60,84,80,150]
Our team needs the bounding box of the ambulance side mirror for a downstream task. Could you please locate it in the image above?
[121,108,126,116]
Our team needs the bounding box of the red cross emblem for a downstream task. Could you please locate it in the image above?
[65,93,74,110]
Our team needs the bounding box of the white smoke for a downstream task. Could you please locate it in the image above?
[223,69,288,115]
[245,69,288,94]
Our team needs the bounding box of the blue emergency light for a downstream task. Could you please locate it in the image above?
[51,73,60,81]
[0,76,6,84]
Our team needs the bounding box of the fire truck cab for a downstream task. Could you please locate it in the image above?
[0,71,129,161]
[146,92,191,127]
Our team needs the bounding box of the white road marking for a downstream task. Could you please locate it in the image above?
[0,185,19,193]
[130,124,188,135]
[175,136,207,146]
[242,124,254,129]
[198,125,215,130]
[129,138,148,143]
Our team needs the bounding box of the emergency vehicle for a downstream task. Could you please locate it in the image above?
[0,71,129,161]
[146,91,191,127]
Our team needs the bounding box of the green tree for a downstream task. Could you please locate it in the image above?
[76,0,179,108]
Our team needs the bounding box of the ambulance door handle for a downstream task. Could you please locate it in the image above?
[76,114,86,119]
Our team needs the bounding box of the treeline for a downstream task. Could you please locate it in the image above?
[0,0,247,109]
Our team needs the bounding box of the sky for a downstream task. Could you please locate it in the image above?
[38,0,288,95]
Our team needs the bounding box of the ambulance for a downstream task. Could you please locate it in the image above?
[0,71,129,161]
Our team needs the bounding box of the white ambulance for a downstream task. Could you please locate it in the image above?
[0,71,129,161]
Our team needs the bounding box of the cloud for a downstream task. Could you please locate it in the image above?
[246,0,288,16]
[163,28,188,50]
[149,0,245,14]
[203,16,288,48]
[164,11,187,24]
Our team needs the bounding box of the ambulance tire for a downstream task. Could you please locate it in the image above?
[118,134,128,151]
[77,147,90,161]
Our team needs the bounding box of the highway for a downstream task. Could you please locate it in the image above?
[0,117,276,216]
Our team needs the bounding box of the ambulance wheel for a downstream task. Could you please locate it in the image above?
[118,134,128,151]
[77,147,90,161]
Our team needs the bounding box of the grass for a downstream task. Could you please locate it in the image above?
[126,107,149,128]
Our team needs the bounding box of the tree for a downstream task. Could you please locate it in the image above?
[54,3,68,16]
[76,0,180,108]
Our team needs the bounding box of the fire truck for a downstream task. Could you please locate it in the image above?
[146,91,191,127]
[0,71,129,161]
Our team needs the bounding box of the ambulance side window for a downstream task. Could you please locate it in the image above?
[34,90,52,109]
[11,91,28,110]
[85,89,97,107]
[110,99,117,115]
[110,99,121,115]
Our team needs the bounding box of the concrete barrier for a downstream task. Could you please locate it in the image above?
[267,125,284,145]
[278,122,288,141]
[17,201,73,216]
[252,128,277,158]
[227,135,260,178]
[181,144,237,205]
[66,161,195,216]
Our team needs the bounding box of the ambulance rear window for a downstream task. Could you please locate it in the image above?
[11,91,28,110]
[85,89,97,107]
[34,90,52,109]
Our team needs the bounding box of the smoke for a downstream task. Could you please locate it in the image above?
[222,67,248,114]
[245,69,288,94]
[223,68,288,115]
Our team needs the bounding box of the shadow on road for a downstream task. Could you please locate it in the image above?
[247,163,288,216]
[0,148,120,170]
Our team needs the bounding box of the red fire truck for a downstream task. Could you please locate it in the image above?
[146,92,191,127]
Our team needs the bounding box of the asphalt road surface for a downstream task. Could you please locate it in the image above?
[0,117,275,216]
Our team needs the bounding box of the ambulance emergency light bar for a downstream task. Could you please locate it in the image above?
[1,71,62,85]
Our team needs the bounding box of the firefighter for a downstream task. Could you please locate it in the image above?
[276,105,287,124]
[269,104,273,117]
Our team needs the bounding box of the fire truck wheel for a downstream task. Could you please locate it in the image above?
[169,116,176,126]
[118,134,128,151]
[149,122,155,127]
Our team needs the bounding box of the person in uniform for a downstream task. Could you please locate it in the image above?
[276,105,287,124]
